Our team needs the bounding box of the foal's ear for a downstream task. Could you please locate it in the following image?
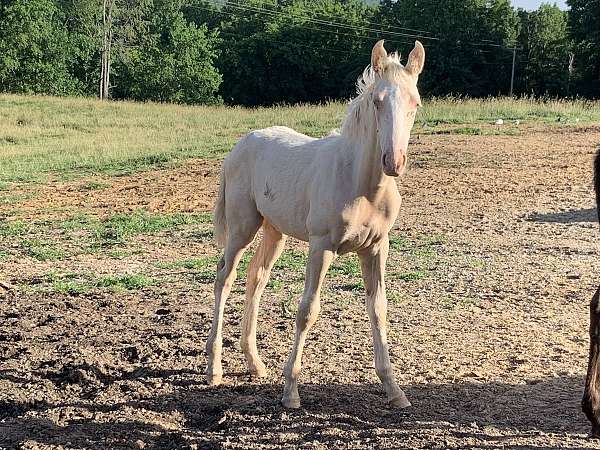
[406,40,425,78]
[371,40,388,75]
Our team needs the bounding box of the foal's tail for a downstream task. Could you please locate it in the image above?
[595,149,600,223]
[213,166,227,247]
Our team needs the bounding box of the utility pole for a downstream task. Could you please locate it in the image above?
[509,46,516,97]
[100,0,113,100]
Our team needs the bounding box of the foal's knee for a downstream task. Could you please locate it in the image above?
[215,261,236,292]
[297,296,321,329]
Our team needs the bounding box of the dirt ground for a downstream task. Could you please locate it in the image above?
[2,124,600,449]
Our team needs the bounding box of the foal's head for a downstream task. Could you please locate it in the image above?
[370,40,425,177]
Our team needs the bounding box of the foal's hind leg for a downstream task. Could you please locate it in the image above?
[241,221,287,377]
[206,211,262,386]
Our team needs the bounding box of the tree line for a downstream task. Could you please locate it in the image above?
[0,0,598,106]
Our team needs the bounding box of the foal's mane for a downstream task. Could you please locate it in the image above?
[340,52,403,141]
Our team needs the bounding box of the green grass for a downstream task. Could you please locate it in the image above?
[20,239,65,261]
[87,210,210,246]
[0,94,342,182]
[427,126,484,135]
[0,220,29,237]
[78,181,109,191]
[1,94,599,183]
[97,274,153,291]
[420,96,600,125]
[330,254,361,277]
[89,210,204,245]
[1,211,209,262]
[0,192,35,205]
[39,271,155,295]
[389,233,445,258]
[156,256,219,283]
[156,257,219,270]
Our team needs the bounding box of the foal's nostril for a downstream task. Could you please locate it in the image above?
[382,153,388,168]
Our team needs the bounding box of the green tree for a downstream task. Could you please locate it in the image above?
[378,0,519,97]
[203,0,376,105]
[568,0,600,97]
[113,0,222,104]
[54,0,102,96]
[520,4,570,96]
[0,0,82,95]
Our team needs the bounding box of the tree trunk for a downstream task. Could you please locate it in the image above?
[100,0,112,100]
[583,287,600,437]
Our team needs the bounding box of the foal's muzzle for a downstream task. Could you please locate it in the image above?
[382,152,406,177]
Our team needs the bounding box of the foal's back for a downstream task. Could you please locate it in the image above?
[225,125,344,241]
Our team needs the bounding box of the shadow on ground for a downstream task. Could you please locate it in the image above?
[527,208,597,224]
[0,368,592,449]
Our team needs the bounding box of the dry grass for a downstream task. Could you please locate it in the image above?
[1,94,599,183]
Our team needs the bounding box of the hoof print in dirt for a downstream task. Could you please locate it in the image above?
[155,308,171,316]
[123,345,140,363]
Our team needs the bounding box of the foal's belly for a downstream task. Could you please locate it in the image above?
[255,197,310,242]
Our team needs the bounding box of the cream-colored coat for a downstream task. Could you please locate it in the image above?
[206,40,425,409]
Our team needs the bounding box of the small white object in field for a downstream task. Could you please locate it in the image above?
[575,118,580,123]
[514,120,520,125]
[495,119,504,125]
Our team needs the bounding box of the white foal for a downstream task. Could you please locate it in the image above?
[205,39,425,409]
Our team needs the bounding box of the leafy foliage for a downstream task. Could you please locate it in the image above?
[113,0,222,104]
[568,0,600,96]
[519,5,570,96]
[0,0,83,95]
[0,0,598,102]
[378,0,518,97]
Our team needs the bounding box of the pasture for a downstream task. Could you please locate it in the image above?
[1,94,600,449]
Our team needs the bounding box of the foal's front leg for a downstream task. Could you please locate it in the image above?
[359,236,411,408]
[282,236,334,408]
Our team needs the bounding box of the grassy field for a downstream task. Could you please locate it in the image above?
[1,94,600,183]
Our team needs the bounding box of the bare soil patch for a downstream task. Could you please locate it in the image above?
[1,124,600,449]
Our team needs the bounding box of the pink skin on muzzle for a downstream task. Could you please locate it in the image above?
[382,151,406,177]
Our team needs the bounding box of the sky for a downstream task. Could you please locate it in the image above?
[511,0,568,10]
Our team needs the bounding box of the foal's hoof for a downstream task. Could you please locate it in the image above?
[281,395,301,409]
[388,393,411,409]
[206,372,223,386]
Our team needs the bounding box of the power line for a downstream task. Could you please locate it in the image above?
[225,0,438,37]
[194,2,522,96]
[206,0,440,41]
[187,3,419,53]
[189,0,523,67]
[205,0,521,52]
[191,5,374,58]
